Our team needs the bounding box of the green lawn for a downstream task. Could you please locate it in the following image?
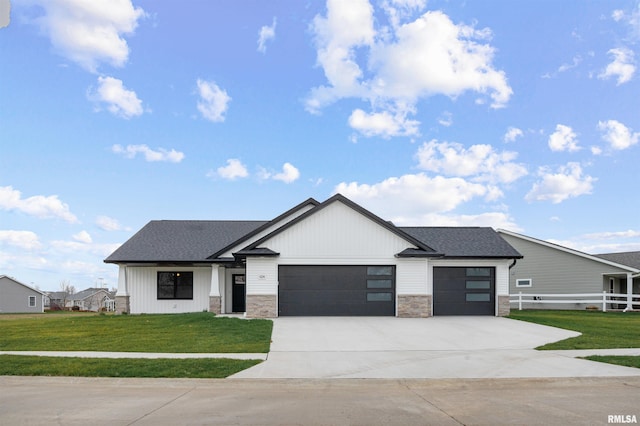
[508,310,640,350]
[0,312,272,353]
[0,355,261,378]
[0,312,272,378]
[584,355,640,369]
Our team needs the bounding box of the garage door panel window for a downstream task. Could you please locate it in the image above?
[367,266,393,276]
[367,292,393,302]
[466,268,492,277]
[367,279,393,289]
[466,280,491,289]
[157,272,193,300]
[466,293,491,302]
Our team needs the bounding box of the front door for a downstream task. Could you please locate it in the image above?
[232,274,246,312]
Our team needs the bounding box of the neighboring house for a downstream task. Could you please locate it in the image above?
[105,194,522,318]
[0,275,45,313]
[497,229,640,310]
[67,288,115,312]
[46,288,116,311]
[46,291,69,310]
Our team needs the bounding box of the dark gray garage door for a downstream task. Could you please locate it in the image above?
[433,267,495,316]
[278,265,395,316]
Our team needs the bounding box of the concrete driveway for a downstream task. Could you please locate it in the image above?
[231,317,640,379]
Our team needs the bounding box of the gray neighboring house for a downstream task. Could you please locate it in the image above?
[497,229,640,310]
[68,288,115,312]
[105,194,522,317]
[0,275,45,313]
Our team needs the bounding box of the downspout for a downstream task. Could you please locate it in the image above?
[509,259,517,269]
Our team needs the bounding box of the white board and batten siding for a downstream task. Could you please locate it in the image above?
[218,203,317,258]
[123,266,212,314]
[263,201,417,265]
[246,258,278,295]
[396,259,428,294]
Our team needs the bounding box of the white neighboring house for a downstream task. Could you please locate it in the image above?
[0,275,45,313]
[105,194,523,318]
[497,229,640,310]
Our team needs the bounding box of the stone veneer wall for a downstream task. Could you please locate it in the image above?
[115,295,130,314]
[245,295,277,318]
[497,295,510,316]
[209,296,221,315]
[397,295,432,318]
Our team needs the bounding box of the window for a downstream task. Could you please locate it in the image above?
[367,292,393,302]
[367,266,393,276]
[158,272,193,299]
[466,293,491,302]
[367,279,393,289]
[466,281,491,289]
[466,267,492,277]
[28,296,36,307]
[516,278,532,288]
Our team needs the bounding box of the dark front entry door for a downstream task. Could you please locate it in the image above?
[278,265,395,316]
[433,267,495,315]
[232,274,246,312]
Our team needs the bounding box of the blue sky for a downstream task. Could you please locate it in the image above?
[1,0,639,291]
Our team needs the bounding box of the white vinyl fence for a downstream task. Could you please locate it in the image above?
[511,292,640,312]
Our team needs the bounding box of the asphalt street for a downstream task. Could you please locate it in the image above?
[1,375,639,425]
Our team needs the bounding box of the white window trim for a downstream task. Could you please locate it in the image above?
[28,295,36,307]
[516,278,532,288]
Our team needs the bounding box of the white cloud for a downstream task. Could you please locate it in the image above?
[599,47,636,85]
[0,186,78,223]
[583,229,640,240]
[503,127,523,143]
[196,79,231,123]
[415,140,527,184]
[525,162,595,204]
[307,3,511,136]
[111,144,185,163]
[437,111,453,127]
[0,230,42,250]
[216,159,249,180]
[597,119,639,150]
[392,211,521,230]
[72,230,92,244]
[257,17,277,53]
[51,240,121,257]
[89,76,144,119]
[548,124,580,152]
[348,107,419,137]
[28,0,145,72]
[612,10,625,22]
[334,173,490,218]
[96,215,125,231]
[273,163,300,183]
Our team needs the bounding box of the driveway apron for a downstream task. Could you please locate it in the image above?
[230,317,640,379]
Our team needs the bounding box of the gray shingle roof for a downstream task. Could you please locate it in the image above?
[595,251,640,269]
[104,220,267,263]
[104,199,522,263]
[400,227,522,258]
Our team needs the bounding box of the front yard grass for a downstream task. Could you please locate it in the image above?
[0,355,261,378]
[0,312,272,353]
[508,310,640,350]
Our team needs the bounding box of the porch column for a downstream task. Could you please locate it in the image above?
[626,272,633,311]
[209,265,221,314]
[115,265,130,314]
